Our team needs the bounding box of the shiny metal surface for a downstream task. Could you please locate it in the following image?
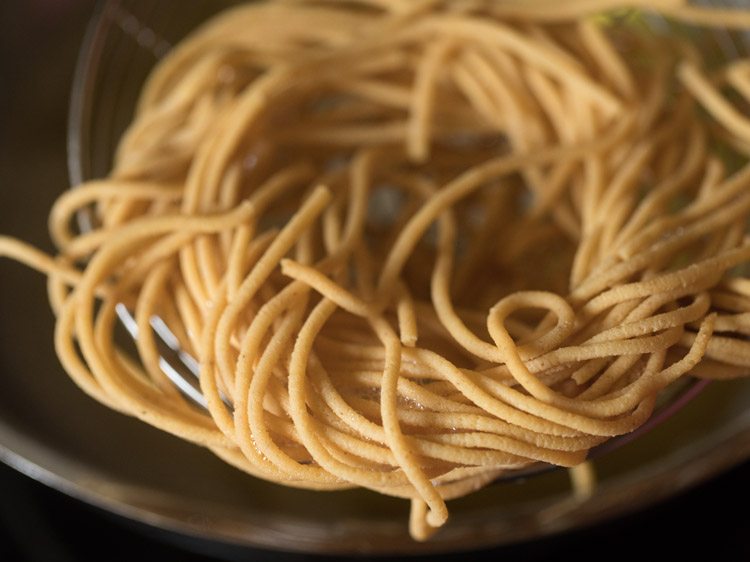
[0,0,750,555]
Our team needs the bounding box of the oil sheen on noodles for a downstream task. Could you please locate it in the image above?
[3,0,750,541]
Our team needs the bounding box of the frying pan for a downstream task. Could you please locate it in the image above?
[1,0,750,555]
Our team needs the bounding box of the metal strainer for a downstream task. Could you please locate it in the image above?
[59,0,750,553]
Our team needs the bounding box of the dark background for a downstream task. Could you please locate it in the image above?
[0,1,749,560]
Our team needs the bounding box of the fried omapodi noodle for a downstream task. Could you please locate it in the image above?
[3,0,750,540]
